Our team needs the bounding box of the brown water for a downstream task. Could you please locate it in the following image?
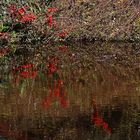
[0,42,140,140]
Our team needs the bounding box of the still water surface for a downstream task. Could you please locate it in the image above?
[0,42,140,140]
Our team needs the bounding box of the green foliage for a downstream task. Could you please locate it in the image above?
[0,24,9,32]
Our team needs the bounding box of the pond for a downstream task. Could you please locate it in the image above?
[0,42,140,140]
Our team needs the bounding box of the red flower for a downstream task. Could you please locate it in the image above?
[20,13,36,23]
[0,32,8,37]
[20,71,37,78]
[47,8,58,13]
[46,15,53,27]
[8,4,17,14]
[20,64,34,69]
[103,122,108,129]
[57,30,68,38]
[18,8,26,15]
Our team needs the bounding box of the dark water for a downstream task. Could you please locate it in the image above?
[0,42,140,140]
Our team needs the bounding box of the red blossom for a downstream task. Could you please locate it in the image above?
[20,64,34,69]
[46,7,58,27]
[46,15,53,27]
[57,30,68,38]
[47,8,58,13]
[8,4,17,14]
[20,71,30,77]
[20,13,36,23]
[20,71,37,78]
[0,33,6,36]
[18,8,26,15]
[0,32,8,37]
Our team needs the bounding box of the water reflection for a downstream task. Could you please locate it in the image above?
[0,43,140,139]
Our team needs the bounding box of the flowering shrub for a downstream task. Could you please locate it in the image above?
[8,4,36,23]
[1,0,140,43]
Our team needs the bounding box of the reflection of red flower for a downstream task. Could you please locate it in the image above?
[20,71,30,77]
[93,117,104,125]
[14,77,20,85]
[42,79,68,109]
[42,92,53,108]
[20,71,37,78]
[47,63,57,74]
[31,71,38,78]
[92,116,112,133]
[92,99,112,133]
[60,96,68,108]
[0,122,30,139]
